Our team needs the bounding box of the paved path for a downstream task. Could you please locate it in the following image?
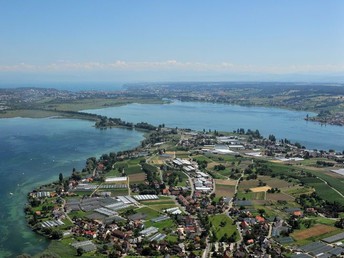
[182,171,194,198]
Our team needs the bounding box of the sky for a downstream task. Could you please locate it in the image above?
[0,0,343,83]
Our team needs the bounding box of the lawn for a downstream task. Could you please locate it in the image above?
[135,207,162,219]
[144,218,176,230]
[209,214,239,241]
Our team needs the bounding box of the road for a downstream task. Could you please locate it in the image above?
[182,171,195,198]
[202,240,211,258]
[61,198,74,224]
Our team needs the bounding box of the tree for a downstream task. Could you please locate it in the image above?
[258,208,266,216]
[268,134,276,142]
[77,247,84,256]
[59,173,63,183]
[51,229,63,239]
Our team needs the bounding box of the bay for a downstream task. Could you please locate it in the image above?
[83,101,344,152]
[0,118,144,257]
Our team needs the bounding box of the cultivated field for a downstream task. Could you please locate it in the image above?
[238,180,259,189]
[291,224,337,241]
[129,173,146,183]
[215,184,236,197]
[250,186,271,192]
[215,179,237,186]
[266,192,294,201]
[258,176,294,188]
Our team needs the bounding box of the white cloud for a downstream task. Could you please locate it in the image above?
[0,60,343,74]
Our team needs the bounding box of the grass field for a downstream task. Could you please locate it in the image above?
[135,206,162,219]
[140,197,177,212]
[209,214,239,241]
[283,186,314,197]
[144,218,176,230]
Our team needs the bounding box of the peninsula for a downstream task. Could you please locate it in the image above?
[23,117,344,258]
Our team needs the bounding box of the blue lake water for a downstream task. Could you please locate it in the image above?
[0,118,144,257]
[83,101,344,152]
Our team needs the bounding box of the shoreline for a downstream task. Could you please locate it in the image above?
[1,98,343,127]
[21,122,344,257]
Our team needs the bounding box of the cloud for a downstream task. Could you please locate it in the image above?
[0,60,343,74]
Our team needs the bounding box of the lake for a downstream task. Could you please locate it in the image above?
[0,118,144,257]
[84,101,344,152]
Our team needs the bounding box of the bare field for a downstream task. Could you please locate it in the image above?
[215,184,236,197]
[291,224,336,240]
[151,159,164,165]
[250,186,271,192]
[215,179,237,186]
[129,173,146,183]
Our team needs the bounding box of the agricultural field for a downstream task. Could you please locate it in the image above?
[283,186,314,197]
[238,179,260,190]
[215,184,236,198]
[256,161,344,205]
[174,151,190,159]
[258,176,294,189]
[215,179,237,186]
[128,173,146,183]
[291,224,338,242]
[266,192,294,202]
[250,186,271,192]
[237,191,266,201]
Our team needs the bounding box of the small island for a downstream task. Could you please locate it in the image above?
[23,118,344,257]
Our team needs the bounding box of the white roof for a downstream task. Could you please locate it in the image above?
[213,149,235,154]
[245,152,262,157]
[105,177,127,182]
[331,169,344,176]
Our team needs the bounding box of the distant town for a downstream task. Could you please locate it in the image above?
[23,117,344,257]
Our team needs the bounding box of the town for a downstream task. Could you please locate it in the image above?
[24,118,344,258]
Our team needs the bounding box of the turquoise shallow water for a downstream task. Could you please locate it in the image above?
[84,101,344,152]
[0,118,144,257]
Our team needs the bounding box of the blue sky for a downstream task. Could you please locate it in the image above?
[0,0,343,83]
